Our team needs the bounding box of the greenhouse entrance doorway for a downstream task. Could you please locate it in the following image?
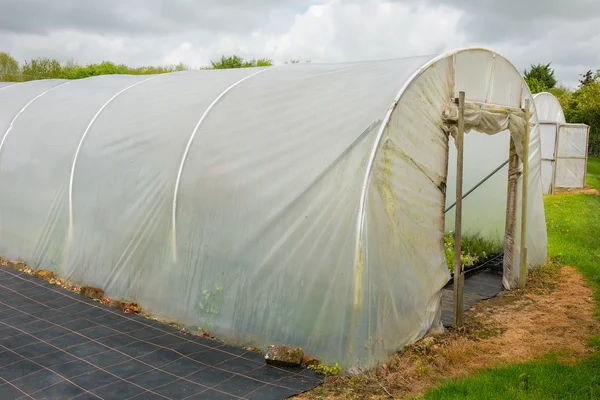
[442,92,533,328]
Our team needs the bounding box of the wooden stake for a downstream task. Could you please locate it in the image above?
[453,91,465,329]
[551,122,560,195]
[583,125,591,188]
[504,136,518,286]
[519,100,531,288]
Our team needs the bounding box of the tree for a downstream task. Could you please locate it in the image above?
[548,85,572,112]
[60,59,79,79]
[1,51,277,82]
[579,70,594,86]
[211,55,273,69]
[22,57,63,79]
[0,52,193,82]
[524,63,557,93]
[0,52,20,80]
[565,79,600,156]
[173,62,187,72]
[286,58,312,64]
[254,58,273,67]
[211,55,245,69]
[525,77,546,94]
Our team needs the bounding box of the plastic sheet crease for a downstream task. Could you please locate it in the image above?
[442,102,528,161]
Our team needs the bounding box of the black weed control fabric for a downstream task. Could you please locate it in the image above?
[441,268,504,327]
[0,266,322,399]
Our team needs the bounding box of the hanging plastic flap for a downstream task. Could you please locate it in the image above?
[442,102,528,161]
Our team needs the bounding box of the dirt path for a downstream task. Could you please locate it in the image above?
[554,186,599,195]
[300,265,600,399]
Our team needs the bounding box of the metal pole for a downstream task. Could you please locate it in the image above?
[453,91,465,329]
[445,159,509,214]
[519,100,531,288]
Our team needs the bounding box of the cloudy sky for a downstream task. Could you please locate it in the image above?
[1,0,599,87]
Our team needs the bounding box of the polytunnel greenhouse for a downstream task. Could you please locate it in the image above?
[0,48,547,369]
[533,92,590,194]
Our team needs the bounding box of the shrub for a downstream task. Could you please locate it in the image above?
[444,233,503,272]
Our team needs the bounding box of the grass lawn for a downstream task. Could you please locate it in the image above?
[420,156,600,399]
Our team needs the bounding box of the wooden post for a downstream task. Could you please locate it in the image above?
[583,125,591,188]
[550,122,560,195]
[453,91,465,328]
[519,100,531,288]
[503,137,518,286]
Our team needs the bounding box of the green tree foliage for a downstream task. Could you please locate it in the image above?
[579,70,595,86]
[524,63,557,93]
[22,57,63,80]
[211,55,273,69]
[0,52,20,80]
[525,77,546,94]
[0,52,272,82]
[0,52,191,82]
[548,85,573,111]
[565,73,600,156]
[521,61,599,156]
[58,61,187,79]
[285,58,311,64]
[519,59,600,156]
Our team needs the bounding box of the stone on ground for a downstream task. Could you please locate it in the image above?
[34,269,55,281]
[301,356,320,368]
[8,261,26,270]
[80,286,105,300]
[265,345,304,367]
[108,299,126,310]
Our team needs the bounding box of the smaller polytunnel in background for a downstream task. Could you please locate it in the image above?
[534,92,590,193]
[0,48,547,370]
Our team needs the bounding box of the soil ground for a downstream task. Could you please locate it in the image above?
[299,263,600,399]
[553,185,599,195]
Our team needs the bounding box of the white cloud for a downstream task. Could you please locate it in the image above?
[466,15,600,88]
[162,0,465,67]
[0,0,598,86]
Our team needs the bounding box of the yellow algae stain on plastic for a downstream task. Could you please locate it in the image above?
[376,136,399,242]
[353,246,365,309]
[346,244,366,361]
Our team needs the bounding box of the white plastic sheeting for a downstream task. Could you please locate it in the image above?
[539,123,558,194]
[533,92,566,123]
[534,93,564,194]
[555,124,589,188]
[557,124,589,158]
[533,92,589,193]
[0,48,547,369]
[0,82,18,91]
[443,49,547,290]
